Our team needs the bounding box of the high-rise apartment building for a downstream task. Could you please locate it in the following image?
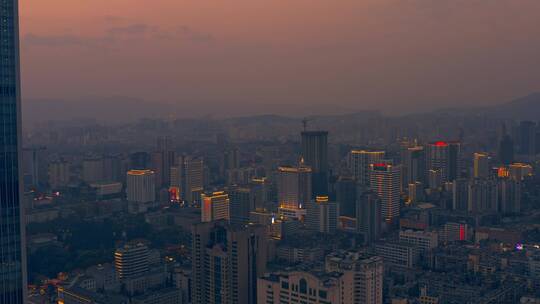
[258,253,383,304]
[399,230,439,252]
[22,146,48,188]
[201,191,230,222]
[0,1,27,301]
[369,163,401,224]
[126,170,156,203]
[452,178,469,211]
[82,157,104,184]
[336,176,357,217]
[498,178,521,214]
[325,252,384,304]
[151,136,176,188]
[519,121,536,157]
[227,186,253,225]
[277,162,311,218]
[473,152,490,179]
[171,156,204,204]
[220,147,240,178]
[192,221,268,304]
[498,126,514,165]
[356,190,382,244]
[425,141,461,182]
[468,178,498,213]
[305,195,338,234]
[402,146,425,186]
[48,159,70,189]
[301,131,328,196]
[348,150,385,187]
[114,243,149,281]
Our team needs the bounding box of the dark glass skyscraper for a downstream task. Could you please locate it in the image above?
[0,0,27,303]
[301,131,328,197]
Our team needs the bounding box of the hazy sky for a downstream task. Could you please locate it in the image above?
[20,0,540,115]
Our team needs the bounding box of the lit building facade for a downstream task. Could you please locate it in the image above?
[348,150,385,187]
[277,163,311,218]
[126,170,156,203]
[201,191,230,222]
[114,243,149,281]
[369,163,401,223]
[305,195,338,234]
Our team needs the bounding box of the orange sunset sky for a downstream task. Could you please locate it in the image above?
[19,0,540,115]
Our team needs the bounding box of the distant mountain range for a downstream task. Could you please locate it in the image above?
[482,92,540,120]
[22,92,540,125]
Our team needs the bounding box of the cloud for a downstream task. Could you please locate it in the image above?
[23,22,214,49]
[107,23,149,35]
[176,26,215,43]
[23,33,115,49]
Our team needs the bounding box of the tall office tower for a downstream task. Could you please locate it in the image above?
[192,221,268,304]
[402,146,425,186]
[22,146,48,188]
[447,142,461,181]
[356,190,381,244]
[473,152,490,178]
[407,181,424,204]
[452,178,469,211]
[0,0,27,301]
[81,157,104,183]
[129,151,150,170]
[227,186,253,225]
[519,121,536,156]
[186,157,205,203]
[152,136,176,188]
[48,160,71,189]
[468,178,498,213]
[301,131,328,197]
[369,163,401,224]
[201,191,230,222]
[348,150,385,187]
[114,243,149,281]
[250,177,269,210]
[498,178,521,214]
[171,156,204,204]
[498,125,514,165]
[336,176,357,217]
[425,141,461,182]
[305,195,338,234]
[220,147,240,178]
[102,154,122,182]
[277,162,312,210]
[427,169,443,189]
[126,170,156,203]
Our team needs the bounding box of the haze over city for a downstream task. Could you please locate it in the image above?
[20,0,540,120]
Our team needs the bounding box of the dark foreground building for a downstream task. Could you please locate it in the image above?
[0,0,27,302]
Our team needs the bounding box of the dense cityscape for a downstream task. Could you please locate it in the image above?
[11,106,540,304]
[3,1,540,304]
